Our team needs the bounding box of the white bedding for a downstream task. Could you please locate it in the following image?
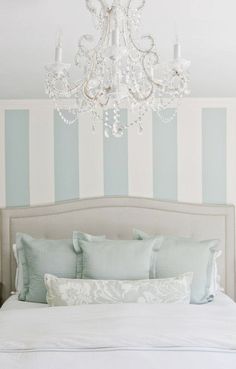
[0,293,236,369]
[1,294,46,310]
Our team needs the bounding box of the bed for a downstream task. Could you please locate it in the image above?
[0,196,236,369]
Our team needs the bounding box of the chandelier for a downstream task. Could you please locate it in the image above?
[45,0,190,138]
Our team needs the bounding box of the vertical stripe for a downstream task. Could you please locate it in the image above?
[104,109,128,196]
[153,109,177,201]
[0,108,6,208]
[177,100,202,203]
[202,108,226,204]
[128,110,153,197]
[54,111,79,202]
[29,104,54,205]
[79,112,104,198]
[5,110,30,207]
[226,104,236,204]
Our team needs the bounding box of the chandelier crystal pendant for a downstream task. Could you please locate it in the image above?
[45,0,190,138]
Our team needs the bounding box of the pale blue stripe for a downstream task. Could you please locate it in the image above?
[153,110,177,201]
[54,111,79,201]
[104,110,128,196]
[5,110,30,207]
[202,108,226,204]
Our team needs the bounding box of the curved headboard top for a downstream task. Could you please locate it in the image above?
[0,196,235,302]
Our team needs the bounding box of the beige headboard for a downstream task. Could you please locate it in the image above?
[0,197,235,303]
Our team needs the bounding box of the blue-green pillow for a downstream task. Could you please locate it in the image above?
[73,231,106,277]
[16,233,77,303]
[74,238,161,280]
[17,231,105,303]
[133,229,219,304]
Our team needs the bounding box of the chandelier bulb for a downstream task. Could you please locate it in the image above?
[55,28,63,63]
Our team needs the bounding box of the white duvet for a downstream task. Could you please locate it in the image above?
[1,294,236,369]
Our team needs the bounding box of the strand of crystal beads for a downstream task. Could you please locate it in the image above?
[91,110,96,133]
[104,110,110,138]
[137,105,144,135]
[113,104,120,126]
[104,110,110,127]
[54,98,78,126]
[125,103,148,132]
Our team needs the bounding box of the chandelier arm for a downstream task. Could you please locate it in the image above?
[128,29,155,55]
[81,57,107,104]
[127,0,155,54]
[83,83,110,108]
[83,82,99,102]
[70,11,110,96]
[67,80,87,96]
[47,72,85,97]
[79,11,112,102]
[142,52,163,88]
[126,16,155,55]
[121,18,139,63]
[81,50,103,100]
[75,10,109,62]
[46,75,75,98]
[67,56,96,95]
[128,82,154,102]
[92,8,110,53]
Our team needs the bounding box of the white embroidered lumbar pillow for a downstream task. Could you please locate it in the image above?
[44,273,193,306]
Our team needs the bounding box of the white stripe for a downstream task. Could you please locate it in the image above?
[177,99,202,203]
[227,103,236,204]
[128,110,153,197]
[0,107,6,207]
[79,113,104,198]
[29,103,55,205]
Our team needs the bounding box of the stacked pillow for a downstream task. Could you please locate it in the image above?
[133,229,220,304]
[13,228,220,306]
[15,231,105,303]
[73,236,163,280]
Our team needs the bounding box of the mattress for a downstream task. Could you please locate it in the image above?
[0,293,236,369]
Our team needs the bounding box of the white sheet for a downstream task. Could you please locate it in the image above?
[1,294,46,310]
[0,293,236,369]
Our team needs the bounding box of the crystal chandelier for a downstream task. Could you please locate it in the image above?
[45,0,190,138]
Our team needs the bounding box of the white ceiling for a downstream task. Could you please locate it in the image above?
[0,0,236,99]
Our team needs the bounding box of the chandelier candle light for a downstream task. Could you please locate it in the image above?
[45,0,190,138]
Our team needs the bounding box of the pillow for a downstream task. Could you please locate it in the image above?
[45,273,193,306]
[14,231,104,299]
[73,231,163,279]
[73,231,106,278]
[13,244,21,292]
[73,230,106,243]
[133,229,219,304]
[16,233,78,303]
[74,238,162,280]
[133,229,222,295]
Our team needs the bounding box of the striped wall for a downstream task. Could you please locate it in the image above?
[0,98,235,208]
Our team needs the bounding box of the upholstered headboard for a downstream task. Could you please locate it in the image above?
[0,197,235,302]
